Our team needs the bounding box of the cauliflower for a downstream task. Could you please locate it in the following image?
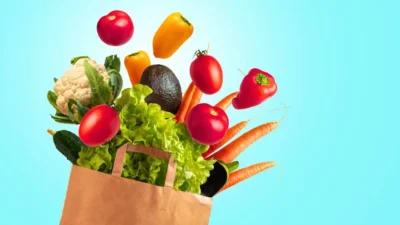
[54,58,110,115]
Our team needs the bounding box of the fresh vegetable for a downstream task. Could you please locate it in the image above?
[186,103,229,145]
[53,57,111,116]
[215,91,239,110]
[49,55,123,125]
[175,82,196,123]
[200,161,229,197]
[104,54,121,71]
[113,84,215,194]
[190,49,223,95]
[97,10,134,46]
[212,120,281,163]
[48,129,87,164]
[202,120,249,159]
[233,68,278,110]
[219,162,276,193]
[140,64,182,114]
[124,51,151,86]
[226,161,239,173]
[78,104,120,147]
[184,86,203,122]
[152,12,194,59]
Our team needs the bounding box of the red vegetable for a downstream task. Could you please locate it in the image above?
[186,103,229,145]
[97,10,134,46]
[190,50,223,95]
[232,68,277,109]
[78,105,120,147]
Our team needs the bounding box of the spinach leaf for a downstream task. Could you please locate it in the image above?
[108,69,123,104]
[84,61,113,106]
[104,55,121,72]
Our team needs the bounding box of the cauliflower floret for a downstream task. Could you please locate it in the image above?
[54,58,110,115]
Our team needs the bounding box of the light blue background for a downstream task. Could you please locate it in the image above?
[1,0,399,224]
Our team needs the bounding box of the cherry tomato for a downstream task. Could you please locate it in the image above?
[190,50,223,95]
[78,105,120,147]
[186,103,229,145]
[97,10,134,46]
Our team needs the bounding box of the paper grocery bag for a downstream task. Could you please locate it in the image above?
[59,143,213,225]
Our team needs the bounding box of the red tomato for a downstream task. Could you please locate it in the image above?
[78,105,120,147]
[190,51,223,95]
[186,103,229,145]
[97,10,134,46]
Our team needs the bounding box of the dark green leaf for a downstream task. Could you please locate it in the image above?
[226,161,239,173]
[71,56,89,65]
[47,91,59,112]
[104,55,121,72]
[50,114,78,124]
[108,69,123,103]
[84,61,113,106]
[53,78,58,83]
[67,99,89,123]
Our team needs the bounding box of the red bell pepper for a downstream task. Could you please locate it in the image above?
[232,68,277,109]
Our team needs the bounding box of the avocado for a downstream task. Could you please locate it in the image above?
[140,64,182,114]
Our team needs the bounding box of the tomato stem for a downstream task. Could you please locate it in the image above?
[194,49,208,58]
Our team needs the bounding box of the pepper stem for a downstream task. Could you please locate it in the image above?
[128,51,140,57]
[181,16,191,26]
[256,73,270,85]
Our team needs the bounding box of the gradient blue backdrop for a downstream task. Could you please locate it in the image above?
[1,0,399,224]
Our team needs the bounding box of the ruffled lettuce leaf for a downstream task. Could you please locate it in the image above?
[119,84,216,194]
[77,144,113,173]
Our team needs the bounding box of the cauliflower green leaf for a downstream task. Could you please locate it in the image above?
[84,61,113,106]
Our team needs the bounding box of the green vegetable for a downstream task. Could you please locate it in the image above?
[47,91,59,112]
[108,69,123,104]
[226,161,239,173]
[48,91,77,124]
[104,54,121,72]
[71,56,89,65]
[53,130,87,164]
[117,84,216,194]
[77,134,126,173]
[67,99,89,123]
[50,112,77,124]
[84,61,113,106]
[77,144,113,173]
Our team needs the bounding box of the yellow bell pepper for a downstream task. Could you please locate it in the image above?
[152,12,194,59]
[124,50,151,86]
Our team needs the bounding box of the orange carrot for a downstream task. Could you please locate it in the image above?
[202,120,249,159]
[175,82,196,123]
[184,86,203,122]
[212,120,281,163]
[215,91,239,110]
[219,162,276,193]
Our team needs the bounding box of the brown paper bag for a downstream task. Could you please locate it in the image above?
[59,143,213,225]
